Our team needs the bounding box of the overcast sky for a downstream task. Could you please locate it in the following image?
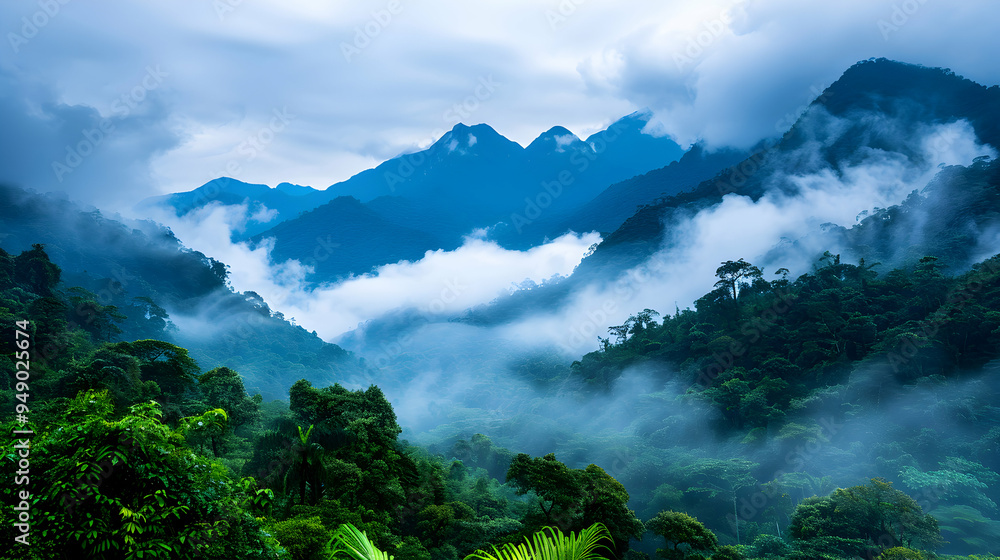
[2,0,999,209]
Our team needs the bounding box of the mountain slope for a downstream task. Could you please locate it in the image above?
[0,184,368,398]
[250,195,444,280]
[580,58,1000,278]
[140,113,687,279]
[462,59,1000,326]
[137,177,325,239]
[521,143,749,243]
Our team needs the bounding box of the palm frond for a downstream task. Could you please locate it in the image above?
[329,523,393,560]
[465,522,612,560]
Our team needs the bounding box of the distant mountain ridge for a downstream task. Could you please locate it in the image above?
[139,110,684,237]
[460,59,1000,326]
[579,58,1000,278]
[140,110,688,280]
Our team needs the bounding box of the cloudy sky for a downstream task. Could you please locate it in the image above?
[2,0,999,209]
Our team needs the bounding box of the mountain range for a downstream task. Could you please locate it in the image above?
[6,57,1000,558]
[139,110,687,279]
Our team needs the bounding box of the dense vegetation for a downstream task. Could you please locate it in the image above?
[3,240,999,559]
[0,184,368,400]
[3,58,1000,560]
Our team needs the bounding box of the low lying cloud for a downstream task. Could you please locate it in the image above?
[278,231,600,336]
[146,202,599,339]
[501,117,996,356]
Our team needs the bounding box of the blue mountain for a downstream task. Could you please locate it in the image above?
[140,112,688,279]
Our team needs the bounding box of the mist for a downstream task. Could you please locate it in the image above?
[126,96,1000,553]
[144,105,996,443]
[143,203,600,337]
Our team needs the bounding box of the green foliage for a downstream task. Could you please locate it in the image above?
[789,479,943,557]
[712,545,743,560]
[180,408,229,457]
[6,186,1000,559]
[451,433,516,481]
[506,453,643,555]
[286,380,407,512]
[646,511,718,559]
[571,250,1000,433]
[464,522,612,560]
[0,390,281,559]
[877,547,925,560]
[330,523,394,560]
[270,515,332,560]
[714,259,765,305]
[199,366,263,434]
[13,243,61,297]
[745,533,791,559]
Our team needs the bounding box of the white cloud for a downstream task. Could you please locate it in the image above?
[277,231,600,336]
[580,0,1000,149]
[553,133,578,151]
[500,117,996,355]
[249,204,279,224]
[4,1,998,209]
[147,201,600,339]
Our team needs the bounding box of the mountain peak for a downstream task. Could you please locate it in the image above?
[444,122,501,137]
[430,122,512,154]
[197,177,269,193]
[818,58,985,114]
[275,182,316,196]
[526,126,583,153]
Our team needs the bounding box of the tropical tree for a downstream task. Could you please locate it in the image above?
[179,408,229,457]
[789,478,943,556]
[198,366,262,434]
[0,390,279,559]
[284,424,327,507]
[645,511,718,560]
[683,459,757,544]
[66,286,126,342]
[288,380,407,512]
[714,260,764,303]
[506,453,643,555]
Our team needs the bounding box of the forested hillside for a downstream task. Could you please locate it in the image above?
[3,236,999,558]
[0,184,368,399]
[3,59,1000,560]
